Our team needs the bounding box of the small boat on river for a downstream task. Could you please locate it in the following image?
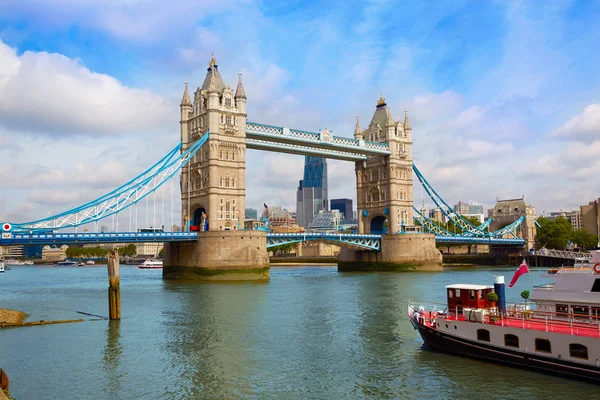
[56,260,78,266]
[409,250,600,384]
[138,259,163,269]
[0,262,4,273]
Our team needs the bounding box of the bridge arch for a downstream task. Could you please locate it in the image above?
[192,206,207,231]
[370,216,388,234]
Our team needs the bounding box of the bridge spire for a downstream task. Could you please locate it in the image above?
[403,108,412,132]
[235,71,247,99]
[354,114,363,140]
[180,79,192,106]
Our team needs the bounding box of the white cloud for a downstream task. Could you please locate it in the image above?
[0,40,174,136]
[554,103,600,142]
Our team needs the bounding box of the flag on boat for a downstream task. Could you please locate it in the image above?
[263,203,268,209]
[509,259,529,288]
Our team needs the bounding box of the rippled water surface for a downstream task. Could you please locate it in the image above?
[1,265,598,399]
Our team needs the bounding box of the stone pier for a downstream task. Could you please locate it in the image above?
[163,230,270,281]
[338,233,442,272]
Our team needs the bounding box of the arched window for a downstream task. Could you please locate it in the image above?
[232,179,236,188]
[226,152,229,160]
[225,178,230,188]
[232,152,236,161]
[504,334,519,348]
[569,343,588,359]
[535,338,551,353]
[477,329,490,342]
[219,177,223,187]
[219,151,223,159]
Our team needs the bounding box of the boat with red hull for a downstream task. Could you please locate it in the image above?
[409,250,600,384]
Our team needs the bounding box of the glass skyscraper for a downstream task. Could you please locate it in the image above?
[296,156,328,228]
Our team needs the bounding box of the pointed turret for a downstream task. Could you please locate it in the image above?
[235,71,247,99]
[354,115,363,140]
[201,52,226,92]
[181,80,192,106]
[403,108,412,132]
[207,68,218,93]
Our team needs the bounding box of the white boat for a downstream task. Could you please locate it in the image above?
[77,262,86,267]
[86,260,95,265]
[23,260,34,265]
[56,260,77,266]
[0,262,4,273]
[138,259,163,269]
[4,259,22,265]
[409,250,600,384]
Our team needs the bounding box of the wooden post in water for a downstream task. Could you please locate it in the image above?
[107,250,121,320]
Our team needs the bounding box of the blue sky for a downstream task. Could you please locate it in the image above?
[0,0,599,228]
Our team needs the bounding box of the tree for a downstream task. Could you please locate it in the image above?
[571,229,598,249]
[158,248,164,257]
[536,217,573,249]
[486,292,499,302]
[119,244,137,257]
[520,290,530,304]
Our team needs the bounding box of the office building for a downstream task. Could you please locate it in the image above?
[331,198,353,220]
[296,156,328,228]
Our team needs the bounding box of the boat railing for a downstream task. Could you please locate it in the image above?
[410,299,600,336]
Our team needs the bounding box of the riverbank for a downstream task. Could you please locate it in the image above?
[0,309,26,325]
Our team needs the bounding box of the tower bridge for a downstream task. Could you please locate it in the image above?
[0,55,526,280]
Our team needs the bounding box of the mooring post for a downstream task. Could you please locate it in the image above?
[107,250,121,320]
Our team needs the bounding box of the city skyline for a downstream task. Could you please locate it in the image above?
[1,1,600,225]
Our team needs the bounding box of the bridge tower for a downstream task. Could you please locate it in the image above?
[339,95,442,271]
[354,96,414,235]
[165,55,269,281]
[180,54,247,232]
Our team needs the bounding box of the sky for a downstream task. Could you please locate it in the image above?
[0,0,600,229]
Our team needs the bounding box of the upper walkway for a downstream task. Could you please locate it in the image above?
[246,122,391,161]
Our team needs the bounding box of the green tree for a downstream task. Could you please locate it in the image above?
[571,230,597,249]
[520,290,530,304]
[158,248,164,257]
[119,244,137,257]
[536,217,573,249]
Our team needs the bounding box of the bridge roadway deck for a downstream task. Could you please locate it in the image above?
[0,231,525,247]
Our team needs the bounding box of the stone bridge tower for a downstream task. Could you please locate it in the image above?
[165,55,269,281]
[355,96,414,234]
[180,54,247,232]
[339,95,442,272]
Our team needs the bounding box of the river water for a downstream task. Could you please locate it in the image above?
[0,265,598,399]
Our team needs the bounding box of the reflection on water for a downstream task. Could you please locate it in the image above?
[0,265,598,399]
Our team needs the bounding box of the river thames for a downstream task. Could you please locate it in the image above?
[1,265,597,399]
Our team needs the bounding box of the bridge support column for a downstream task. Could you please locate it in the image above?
[338,233,442,272]
[163,230,270,281]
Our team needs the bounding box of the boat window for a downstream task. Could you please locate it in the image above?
[469,290,475,300]
[448,290,453,299]
[556,304,568,315]
[535,338,551,353]
[478,290,483,299]
[592,279,600,293]
[569,343,588,360]
[504,334,519,348]
[573,305,589,316]
[455,289,460,297]
[477,329,490,342]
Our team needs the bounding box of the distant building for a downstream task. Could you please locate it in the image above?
[308,210,343,231]
[488,197,536,249]
[453,201,484,223]
[581,198,600,246]
[264,206,297,228]
[0,245,24,258]
[330,198,353,220]
[244,219,265,230]
[136,242,164,257]
[549,210,583,231]
[42,245,68,262]
[100,225,110,233]
[429,208,446,223]
[245,208,258,220]
[296,156,328,228]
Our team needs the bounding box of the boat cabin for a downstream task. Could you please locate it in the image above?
[446,284,495,313]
